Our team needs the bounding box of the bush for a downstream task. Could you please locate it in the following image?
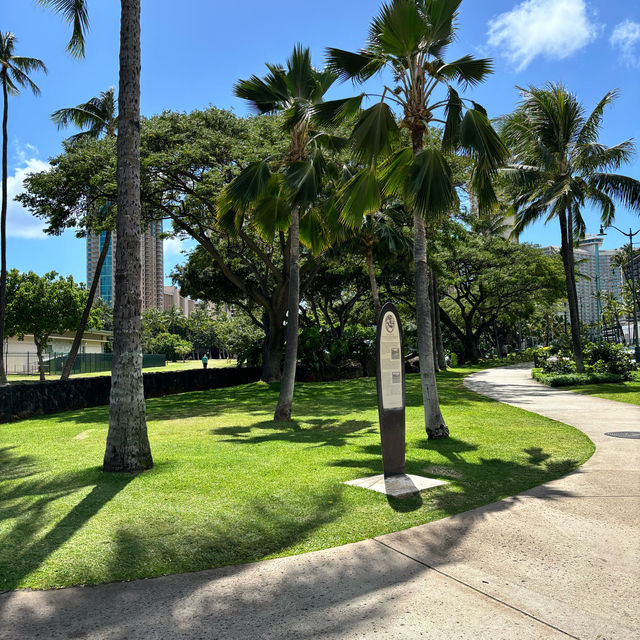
[531,368,624,387]
[541,356,576,375]
[583,341,635,379]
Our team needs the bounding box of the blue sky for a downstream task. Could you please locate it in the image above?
[4,0,640,285]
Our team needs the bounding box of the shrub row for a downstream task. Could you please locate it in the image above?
[531,368,624,387]
[0,367,261,424]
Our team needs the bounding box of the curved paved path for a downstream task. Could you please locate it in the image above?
[1,366,638,639]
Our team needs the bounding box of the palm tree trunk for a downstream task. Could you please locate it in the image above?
[104,0,152,472]
[410,127,448,438]
[0,77,8,384]
[61,231,111,380]
[432,272,446,370]
[558,209,584,372]
[365,242,382,318]
[262,310,283,382]
[428,270,439,372]
[274,208,300,422]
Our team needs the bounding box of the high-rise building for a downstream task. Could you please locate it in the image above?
[163,286,196,317]
[87,221,164,310]
[542,236,624,325]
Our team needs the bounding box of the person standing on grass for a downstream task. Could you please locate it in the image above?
[202,353,208,369]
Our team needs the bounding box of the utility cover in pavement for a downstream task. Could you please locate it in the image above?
[604,432,640,439]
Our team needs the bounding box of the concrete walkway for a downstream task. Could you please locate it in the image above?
[1,366,638,639]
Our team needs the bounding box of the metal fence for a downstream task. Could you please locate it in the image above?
[4,352,166,377]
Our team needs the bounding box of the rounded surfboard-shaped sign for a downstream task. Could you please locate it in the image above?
[378,307,404,410]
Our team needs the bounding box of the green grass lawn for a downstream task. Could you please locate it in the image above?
[6,358,236,383]
[0,368,594,591]
[563,371,640,406]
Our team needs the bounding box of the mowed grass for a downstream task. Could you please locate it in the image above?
[0,368,594,590]
[6,358,236,383]
[564,371,640,406]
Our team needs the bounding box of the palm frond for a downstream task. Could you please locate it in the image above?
[588,173,640,213]
[577,89,619,145]
[217,160,273,215]
[285,44,316,99]
[368,0,425,58]
[406,148,456,219]
[312,95,365,127]
[441,86,463,152]
[325,48,384,84]
[339,165,382,228]
[437,55,493,88]
[38,0,89,58]
[350,102,399,162]
[574,141,635,173]
[284,150,327,208]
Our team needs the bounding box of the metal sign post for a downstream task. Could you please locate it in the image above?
[376,302,406,477]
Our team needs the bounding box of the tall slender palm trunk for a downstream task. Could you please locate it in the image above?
[61,231,111,380]
[432,271,446,370]
[558,209,584,372]
[103,0,152,472]
[365,240,382,318]
[409,126,448,438]
[0,78,8,384]
[274,208,300,422]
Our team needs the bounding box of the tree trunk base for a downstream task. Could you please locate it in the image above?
[426,421,449,439]
[273,402,292,422]
[103,457,153,474]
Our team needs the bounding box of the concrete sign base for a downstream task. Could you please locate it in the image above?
[344,473,448,498]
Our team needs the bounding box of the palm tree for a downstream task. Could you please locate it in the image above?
[359,203,411,318]
[40,0,152,471]
[323,0,507,437]
[52,88,117,380]
[501,84,640,372]
[0,32,46,384]
[219,45,338,422]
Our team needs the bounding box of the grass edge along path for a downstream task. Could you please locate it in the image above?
[562,371,640,406]
[0,367,594,591]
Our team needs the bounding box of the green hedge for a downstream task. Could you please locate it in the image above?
[531,368,624,387]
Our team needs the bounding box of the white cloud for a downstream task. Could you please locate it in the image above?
[487,0,599,71]
[610,20,640,67]
[6,156,51,239]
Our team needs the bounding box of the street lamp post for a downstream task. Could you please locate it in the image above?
[602,225,640,362]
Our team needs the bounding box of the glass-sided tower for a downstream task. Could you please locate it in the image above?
[86,221,164,310]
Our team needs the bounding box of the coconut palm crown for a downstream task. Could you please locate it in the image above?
[51,87,117,141]
[501,83,640,371]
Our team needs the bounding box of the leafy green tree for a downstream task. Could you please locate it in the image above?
[149,332,192,362]
[5,270,97,381]
[501,84,640,372]
[17,108,299,382]
[0,32,46,384]
[220,45,339,422]
[323,0,507,437]
[186,308,218,359]
[51,87,118,379]
[211,313,264,362]
[436,228,565,362]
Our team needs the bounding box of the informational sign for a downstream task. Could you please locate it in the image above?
[376,302,406,477]
[379,310,403,410]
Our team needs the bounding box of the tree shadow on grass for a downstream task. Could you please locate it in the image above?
[210,419,376,449]
[0,457,135,591]
[332,437,581,520]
